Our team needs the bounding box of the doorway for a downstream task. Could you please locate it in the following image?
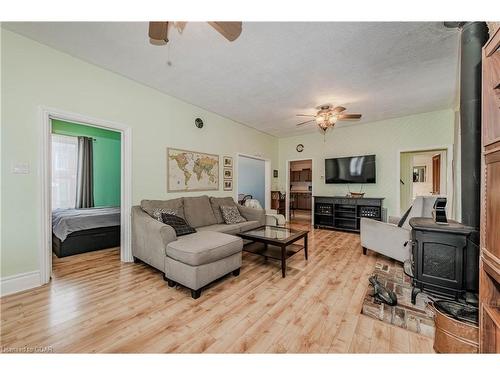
[235,154,271,209]
[287,159,313,224]
[39,107,132,285]
[51,119,121,263]
[399,148,448,215]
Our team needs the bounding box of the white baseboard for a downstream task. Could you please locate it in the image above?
[1,271,41,297]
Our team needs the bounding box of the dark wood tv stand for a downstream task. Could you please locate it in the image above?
[313,196,385,233]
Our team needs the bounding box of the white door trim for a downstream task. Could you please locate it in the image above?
[396,144,453,218]
[285,158,314,225]
[39,106,133,285]
[235,153,271,210]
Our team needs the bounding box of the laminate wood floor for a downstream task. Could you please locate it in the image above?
[290,209,312,224]
[0,224,434,353]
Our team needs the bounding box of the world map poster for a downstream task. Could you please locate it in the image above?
[167,148,219,192]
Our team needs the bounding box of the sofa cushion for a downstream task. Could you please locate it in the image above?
[166,232,243,266]
[196,223,242,235]
[237,220,261,233]
[160,213,196,236]
[183,195,218,228]
[141,198,185,220]
[237,205,266,225]
[152,208,177,223]
[210,196,237,224]
[221,205,247,224]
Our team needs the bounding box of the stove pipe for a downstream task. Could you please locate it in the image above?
[457,22,489,294]
[459,22,488,228]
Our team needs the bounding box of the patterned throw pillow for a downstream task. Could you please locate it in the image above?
[160,213,196,236]
[220,205,247,224]
[152,208,177,223]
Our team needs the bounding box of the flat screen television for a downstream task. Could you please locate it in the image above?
[325,155,376,184]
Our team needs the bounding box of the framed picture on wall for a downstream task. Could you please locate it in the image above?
[223,167,233,179]
[167,147,219,192]
[223,156,233,167]
[223,180,233,191]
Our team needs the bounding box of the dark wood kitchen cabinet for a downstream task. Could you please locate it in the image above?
[298,194,306,209]
[291,193,311,210]
[299,169,312,182]
[290,169,312,182]
[304,194,310,210]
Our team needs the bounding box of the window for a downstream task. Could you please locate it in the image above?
[51,134,78,209]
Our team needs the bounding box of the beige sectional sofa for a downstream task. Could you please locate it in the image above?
[132,195,265,298]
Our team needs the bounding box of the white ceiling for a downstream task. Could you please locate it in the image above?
[4,22,460,137]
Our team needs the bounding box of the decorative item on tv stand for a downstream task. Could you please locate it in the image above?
[346,184,365,198]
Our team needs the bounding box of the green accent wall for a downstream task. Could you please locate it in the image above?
[51,119,121,207]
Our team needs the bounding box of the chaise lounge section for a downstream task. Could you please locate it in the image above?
[132,195,265,298]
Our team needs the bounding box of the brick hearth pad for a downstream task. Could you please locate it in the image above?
[361,255,435,338]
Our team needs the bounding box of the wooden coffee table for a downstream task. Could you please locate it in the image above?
[237,225,309,277]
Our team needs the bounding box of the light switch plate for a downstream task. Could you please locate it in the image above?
[12,162,30,174]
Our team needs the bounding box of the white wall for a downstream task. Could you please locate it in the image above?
[0,30,278,278]
[278,109,456,218]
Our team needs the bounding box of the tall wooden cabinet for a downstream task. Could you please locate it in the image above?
[480,27,500,353]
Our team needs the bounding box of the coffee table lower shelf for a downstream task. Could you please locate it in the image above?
[243,242,304,261]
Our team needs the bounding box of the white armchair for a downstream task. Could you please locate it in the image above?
[360,196,438,262]
[244,199,286,226]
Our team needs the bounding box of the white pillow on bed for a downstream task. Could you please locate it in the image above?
[152,208,177,223]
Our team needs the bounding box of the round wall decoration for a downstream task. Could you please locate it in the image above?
[296,144,304,152]
[195,118,204,128]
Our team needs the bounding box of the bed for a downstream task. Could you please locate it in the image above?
[52,207,121,257]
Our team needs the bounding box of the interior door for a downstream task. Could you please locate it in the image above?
[432,154,441,194]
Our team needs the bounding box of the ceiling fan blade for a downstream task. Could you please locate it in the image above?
[149,22,169,44]
[339,113,362,120]
[173,21,187,34]
[332,106,347,113]
[208,22,242,41]
[296,114,316,117]
[296,120,315,126]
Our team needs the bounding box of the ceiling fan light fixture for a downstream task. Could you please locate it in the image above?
[319,123,330,133]
[295,104,361,132]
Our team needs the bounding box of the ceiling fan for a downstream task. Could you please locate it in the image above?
[296,104,362,132]
[148,21,242,45]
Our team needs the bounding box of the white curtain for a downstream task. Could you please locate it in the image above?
[52,134,78,209]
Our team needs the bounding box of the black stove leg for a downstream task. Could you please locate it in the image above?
[411,287,420,305]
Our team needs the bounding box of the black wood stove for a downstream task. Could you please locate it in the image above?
[406,217,476,304]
